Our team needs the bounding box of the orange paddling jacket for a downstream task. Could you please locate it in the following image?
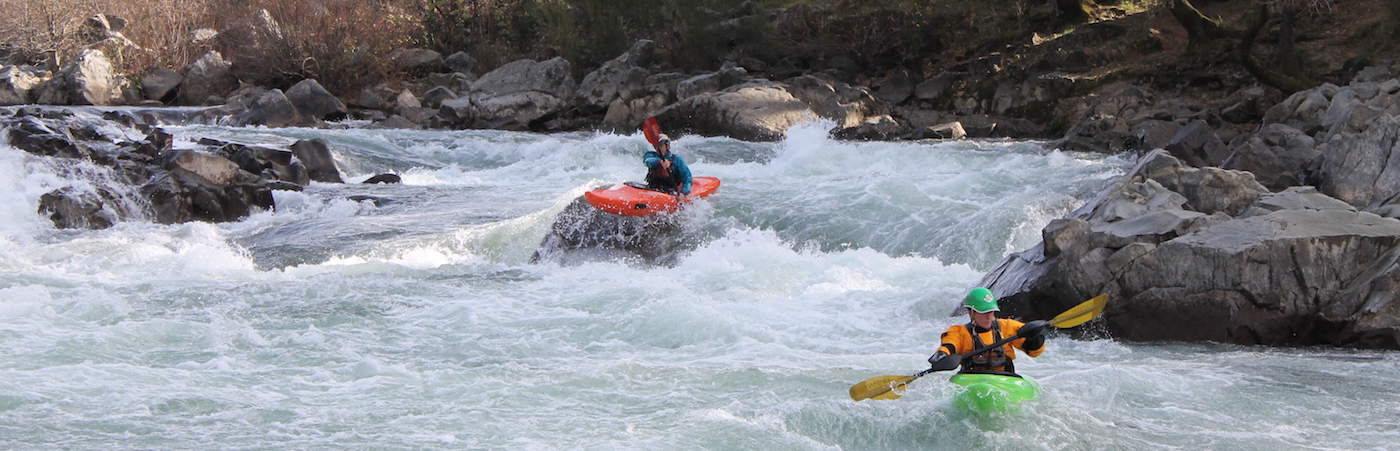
[938,318,1044,374]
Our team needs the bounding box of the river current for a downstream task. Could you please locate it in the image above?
[1,116,1396,449]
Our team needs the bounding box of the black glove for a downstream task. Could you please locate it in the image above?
[927,350,949,367]
[1019,320,1049,338]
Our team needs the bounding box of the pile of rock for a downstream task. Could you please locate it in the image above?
[981,65,1400,350]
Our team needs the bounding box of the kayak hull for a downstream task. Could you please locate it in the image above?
[584,176,720,217]
[949,373,1040,416]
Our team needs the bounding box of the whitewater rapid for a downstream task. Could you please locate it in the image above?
[1,117,1396,449]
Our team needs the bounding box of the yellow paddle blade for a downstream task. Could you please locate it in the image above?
[1048,294,1108,328]
[849,375,916,401]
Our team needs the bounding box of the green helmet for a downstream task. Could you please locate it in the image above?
[963,287,999,313]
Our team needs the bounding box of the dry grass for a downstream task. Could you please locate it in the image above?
[0,0,416,94]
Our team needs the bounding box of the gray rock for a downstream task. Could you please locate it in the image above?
[142,168,273,224]
[437,96,474,128]
[602,93,668,132]
[285,79,347,121]
[832,114,906,141]
[469,57,575,130]
[394,89,421,111]
[0,65,48,105]
[1163,120,1229,168]
[576,39,654,112]
[179,51,237,106]
[785,74,880,129]
[165,150,241,185]
[362,173,402,184]
[389,48,445,75]
[369,115,422,130]
[38,49,124,105]
[231,89,302,127]
[981,148,1400,349]
[140,67,182,102]
[876,69,915,105]
[914,73,957,101]
[444,51,476,75]
[427,72,472,92]
[1315,114,1400,208]
[422,86,455,109]
[1222,123,1318,191]
[218,143,310,186]
[654,80,818,142]
[38,188,121,229]
[676,73,721,100]
[289,139,343,183]
[1131,150,1268,217]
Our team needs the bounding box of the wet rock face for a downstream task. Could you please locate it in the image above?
[982,150,1400,349]
[531,196,697,265]
[38,188,121,229]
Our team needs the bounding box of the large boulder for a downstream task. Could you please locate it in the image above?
[576,39,654,113]
[1222,123,1318,191]
[179,51,238,106]
[1162,120,1229,168]
[676,62,747,100]
[142,166,273,224]
[0,65,49,105]
[1315,114,1400,208]
[38,188,126,229]
[34,49,128,106]
[218,143,311,186]
[531,196,695,265]
[285,78,347,121]
[229,88,303,127]
[468,57,576,130]
[785,74,881,128]
[981,149,1400,349]
[289,139,343,183]
[389,48,445,75]
[653,80,819,142]
[140,67,182,102]
[444,51,476,75]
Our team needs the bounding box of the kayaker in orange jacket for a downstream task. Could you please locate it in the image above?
[929,287,1048,375]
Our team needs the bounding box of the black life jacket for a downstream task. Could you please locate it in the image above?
[960,320,1015,375]
[646,154,680,192]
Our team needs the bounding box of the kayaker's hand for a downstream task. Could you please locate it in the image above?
[1019,320,1049,338]
[677,193,689,203]
[661,159,672,171]
[927,351,949,367]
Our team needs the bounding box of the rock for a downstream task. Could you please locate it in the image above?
[191,28,219,43]
[422,86,454,109]
[1131,150,1269,217]
[531,196,693,264]
[427,72,472,92]
[285,79,348,121]
[915,72,958,102]
[231,89,302,127]
[1163,120,1229,167]
[676,63,747,100]
[469,57,575,130]
[369,115,422,130]
[876,69,915,105]
[601,93,668,132]
[218,143,310,186]
[444,51,476,75]
[1057,83,1155,153]
[653,80,818,142]
[362,173,402,184]
[179,51,237,106]
[982,147,1400,349]
[832,115,907,141]
[353,85,396,110]
[1315,114,1400,208]
[389,48,445,75]
[1221,123,1318,191]
[140,67,182,102]
[1132,120,1182,151]
[289,139,343,183]
[36,49,124,105]
[785,74,880,128]
[6,117,96,160]
[38,188,121,229]
[1375,204,1400,219]
[165,150,242,185]
[142,169,273,224]
[905,121,967,140]
[576,39,654,113]
[0,65,49,105]
[437,96,474,128]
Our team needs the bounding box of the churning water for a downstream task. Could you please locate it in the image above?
[1,116,1396,449]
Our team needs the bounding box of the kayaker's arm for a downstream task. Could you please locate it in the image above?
[674,156,693,195]
[1015,320,1049,356]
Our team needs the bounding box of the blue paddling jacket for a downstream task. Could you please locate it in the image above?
[642,150,692,195]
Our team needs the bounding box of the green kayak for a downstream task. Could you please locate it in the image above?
[949,373,1040,416]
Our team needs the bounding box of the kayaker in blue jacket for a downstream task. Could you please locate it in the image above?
[643,134,692,200]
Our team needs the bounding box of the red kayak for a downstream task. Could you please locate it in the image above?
[584,176,721,216]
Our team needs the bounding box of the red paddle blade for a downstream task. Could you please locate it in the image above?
[643,117,661,146]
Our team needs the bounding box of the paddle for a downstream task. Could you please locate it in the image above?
[848,294,1108,401]
[642,117,662,147]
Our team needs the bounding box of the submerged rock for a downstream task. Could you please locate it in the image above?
[531,196,697,265]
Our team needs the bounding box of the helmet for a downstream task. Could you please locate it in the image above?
[963,287,999,313]
[657,134,671,144]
